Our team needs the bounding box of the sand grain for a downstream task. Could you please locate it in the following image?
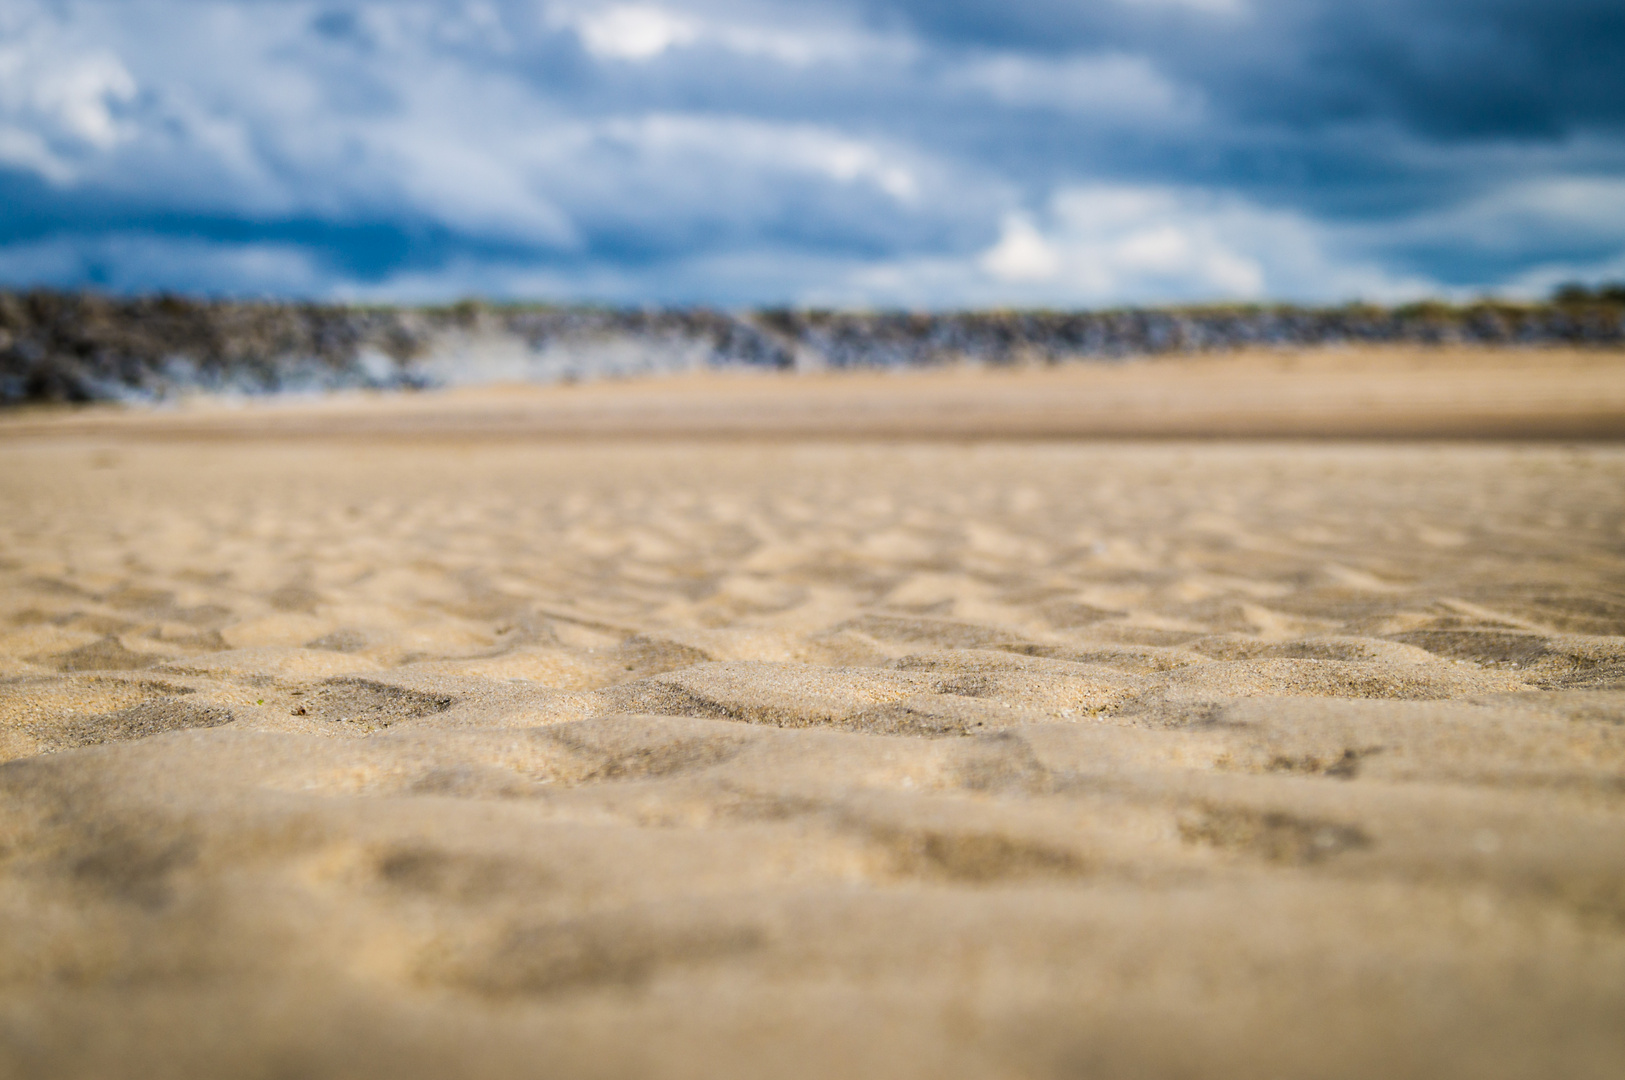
[2,359,1624,1078]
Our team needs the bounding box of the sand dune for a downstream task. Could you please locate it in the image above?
[2,354,1624,1078]
[6,345,1625,441]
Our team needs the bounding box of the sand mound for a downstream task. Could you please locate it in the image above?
[1,413,1623,1077]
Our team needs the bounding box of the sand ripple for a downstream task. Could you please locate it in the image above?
[1,438,1623,1078]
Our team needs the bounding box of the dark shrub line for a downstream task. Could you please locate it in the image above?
[3,289,1622,405]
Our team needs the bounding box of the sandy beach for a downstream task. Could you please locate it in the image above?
[2,347,1624,1079]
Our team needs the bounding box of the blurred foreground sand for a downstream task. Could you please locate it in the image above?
[2,348,1624,1079]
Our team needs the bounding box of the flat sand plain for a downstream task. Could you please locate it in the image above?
[7,343,1625,440]
[2,347,1625,1079]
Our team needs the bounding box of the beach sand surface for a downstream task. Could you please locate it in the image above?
[6,344,1625,440]
[2,349,1624,1079]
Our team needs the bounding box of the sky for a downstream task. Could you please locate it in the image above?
[1,0,1623,308]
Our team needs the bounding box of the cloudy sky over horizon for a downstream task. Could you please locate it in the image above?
[1,0,1623,307]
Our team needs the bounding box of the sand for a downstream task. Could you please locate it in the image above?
[1,348,1624,1079]
[6,344,1625,441]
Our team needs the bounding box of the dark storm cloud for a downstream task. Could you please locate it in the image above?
[874,0,1625,136]
[0,0,1621,304]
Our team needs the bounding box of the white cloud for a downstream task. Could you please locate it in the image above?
[27,52,135,147]
[808,140,918,202]
[596,113,923,203]
[956,53,1195,120]
[1043,186,1269,296]
[574,5,697,60]
[1387,175,1625,254]
[0,0,928,249]
[0,2,587,241]
[1363,175,1625,299]
[0,2,137,182]
[0,126,74,183]
[823,184,1436,308]
[551,1,915,67]
[980,215,1061,281]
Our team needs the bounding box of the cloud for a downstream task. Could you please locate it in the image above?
[953,53,1194,119]
[573,5,698,60]
[552,1,914,67]
[1406,176,1625,253]
[980,216,1061,282]
[0,4,137,183]
[594,113,921,203]
[0,0,1619,304]
[1032,187,1272,299]
[829,184,1436,309]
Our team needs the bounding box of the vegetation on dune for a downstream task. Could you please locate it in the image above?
[1,286,1622,405]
